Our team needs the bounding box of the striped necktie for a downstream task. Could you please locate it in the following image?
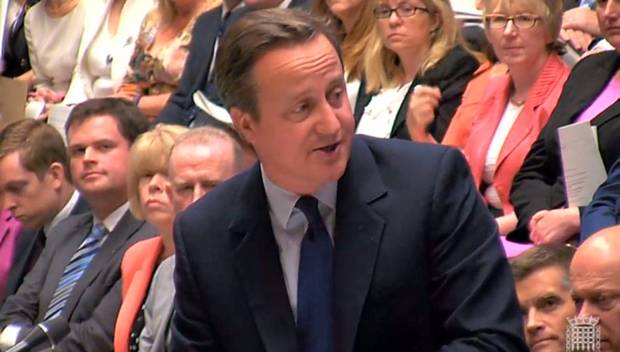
[44,223,108,320]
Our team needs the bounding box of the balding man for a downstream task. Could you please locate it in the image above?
[138,126,254,350]
[570,225,620,352]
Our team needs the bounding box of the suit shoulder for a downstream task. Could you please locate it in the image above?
[358,135,457,166]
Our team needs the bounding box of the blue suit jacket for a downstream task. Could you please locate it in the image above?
[156,0,311,126]
[581,158,620,241]
[171,136,526,352]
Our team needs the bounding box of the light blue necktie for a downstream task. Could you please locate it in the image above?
[295,196,334,352]
[44,223,108,320]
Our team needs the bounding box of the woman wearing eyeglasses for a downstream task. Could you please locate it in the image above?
[510,0,620,244]
[460,0,569,236]
[354,0,479,141]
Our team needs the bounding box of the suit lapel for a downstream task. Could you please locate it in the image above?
[230,166,298,352]
[333,138,386,352]
[591,99,620,128]
[558,54,620,125]
[63,210,143,317]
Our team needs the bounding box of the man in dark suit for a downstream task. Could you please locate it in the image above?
[155,0,310,127]
[171,9,526,352]
[0,120,89,304]
[0,98,156,351]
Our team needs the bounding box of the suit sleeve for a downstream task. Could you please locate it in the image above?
[0,235,53,331]
[580,159,620,240]
[428,148,527,352]
[170,215,223,351]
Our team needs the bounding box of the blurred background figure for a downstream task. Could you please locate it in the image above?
[24,0,88,106]
[311,0,374,107]
[510,244,576,352]
[113,0,220,120]
[62,0,156,104]
[509,0,620,245]
[356,0,479,142]
[463,0,569,236]
[0,0,38,79]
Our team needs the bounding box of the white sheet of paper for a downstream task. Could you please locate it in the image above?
[558,121,607,207]
[193,90,232,125]
[47,104,73,143]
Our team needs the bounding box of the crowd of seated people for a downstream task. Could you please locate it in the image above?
[1,0,620,350]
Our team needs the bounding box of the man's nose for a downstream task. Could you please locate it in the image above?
[525,308,544,334]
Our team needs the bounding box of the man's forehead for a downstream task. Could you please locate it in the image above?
[67,114,125,142]
[253,35,343,81]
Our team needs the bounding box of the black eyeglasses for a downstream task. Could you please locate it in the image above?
[373,4,431,19]
[483,14,541,29]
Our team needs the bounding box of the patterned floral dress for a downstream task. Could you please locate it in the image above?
[123,6,204,95]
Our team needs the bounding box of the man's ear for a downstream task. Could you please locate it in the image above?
[46,162,66,190]
[230,107,257,145]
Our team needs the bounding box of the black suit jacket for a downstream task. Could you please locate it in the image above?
[0,210,157,351]
[171,136,526,352]
[1,196,90,305]
[354,45,479,142]
[509,51,620,242]
[1,0,38,78]
[156,0,311,126]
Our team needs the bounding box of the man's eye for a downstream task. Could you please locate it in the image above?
[293,103,309,114]
[328,89,344,106]
[539,297,560,312]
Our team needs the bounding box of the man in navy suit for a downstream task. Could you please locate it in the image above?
[171,9,526,352]
[156,0,310,127]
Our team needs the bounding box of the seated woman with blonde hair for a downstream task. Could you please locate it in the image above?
[113,0,220,120]
[355,0,479,141]
[114,123,188,352]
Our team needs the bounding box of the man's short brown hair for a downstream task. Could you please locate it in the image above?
[0,120,71,180]
[65,98,149,145]
[510,244,576,288]
[214,8,342,119]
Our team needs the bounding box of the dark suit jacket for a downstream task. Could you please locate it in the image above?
[1,196,90,305]
[1,0,38,78]
[0,210,156,352]
[509,51,620,242]
[171,136,526,352]
[581,158,620,241]
[156,0,311,126]
[354,45,479,142]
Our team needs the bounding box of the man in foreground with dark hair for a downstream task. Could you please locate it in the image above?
[171,8,526,352]
[0,98,156,351]
[510,245,577,352]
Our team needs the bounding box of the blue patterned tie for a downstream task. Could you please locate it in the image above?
[44,223,108,320]
[295,196,334,352]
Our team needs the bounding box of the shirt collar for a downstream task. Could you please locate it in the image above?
[260,165,337,230]
[44,190,80,235]
[94,202,129,232]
